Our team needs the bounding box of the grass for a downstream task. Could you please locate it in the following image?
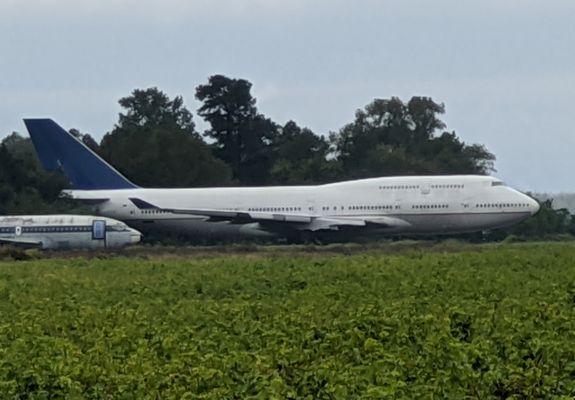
[0,242,574,398]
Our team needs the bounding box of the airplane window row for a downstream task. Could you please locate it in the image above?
[23,226,93,233]
[142,210,168,214]
[379,184,464,190]
[431,184,464,189]
[476,203,529,208]
[248,207,302,212]
[0,226,129,234]
[379,185,419,190]
[412,204,449,209]
[349,205,393,211]
[321,206,352,211]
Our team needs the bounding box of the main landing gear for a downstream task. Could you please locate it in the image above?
[286,231,324,245]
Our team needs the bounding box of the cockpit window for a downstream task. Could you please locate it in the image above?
[491,181,505,186]
[107,225,128,232]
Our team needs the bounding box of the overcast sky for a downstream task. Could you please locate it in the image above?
[1,0,574,192]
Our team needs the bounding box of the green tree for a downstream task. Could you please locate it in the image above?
[100,88,231,187]
[331,97,495,178]
[0,134,73,214]
[270,121,334,184]
[196,75,278,185]
[506,199,571,237]
[69,129,100,152]
[117,87,195,134]
[0,145,19,213]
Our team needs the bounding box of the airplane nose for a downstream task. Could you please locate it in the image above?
[529,198,540,215]
[130,229,142,244]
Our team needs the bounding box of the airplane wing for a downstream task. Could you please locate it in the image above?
[0,238,43,248]
[129,198,411,232]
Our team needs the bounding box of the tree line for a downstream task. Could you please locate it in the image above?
[0,75,570,240]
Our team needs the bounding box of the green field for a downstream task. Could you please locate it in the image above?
[1,243,575,399]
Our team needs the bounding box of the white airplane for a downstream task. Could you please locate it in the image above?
[0,215,142,250]
[24,119,540,242]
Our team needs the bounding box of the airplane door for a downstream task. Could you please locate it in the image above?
[306,197,317,214]
[15,226,22,236]
[420,183,431,195]
[92,220,106,241]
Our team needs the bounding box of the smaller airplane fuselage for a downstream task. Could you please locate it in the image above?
[0,215,142,250]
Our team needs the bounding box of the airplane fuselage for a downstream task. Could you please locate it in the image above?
[0,215,142,250]
[24,119,540,243]
[67,175,539,241]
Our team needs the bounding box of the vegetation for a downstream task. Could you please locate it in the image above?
[331,97,495,179]
[0,243,574,397]
[99,88,232,187]
[0,133,77,215]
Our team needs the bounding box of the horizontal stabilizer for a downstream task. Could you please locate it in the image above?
[129,198,158,210]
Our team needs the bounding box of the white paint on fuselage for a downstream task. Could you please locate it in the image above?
[66,175,539,240]
[0,215,142,250]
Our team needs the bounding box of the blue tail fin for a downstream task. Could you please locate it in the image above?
[24,119,138,190]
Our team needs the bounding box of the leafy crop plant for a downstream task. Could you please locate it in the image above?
[0,243,574,398]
